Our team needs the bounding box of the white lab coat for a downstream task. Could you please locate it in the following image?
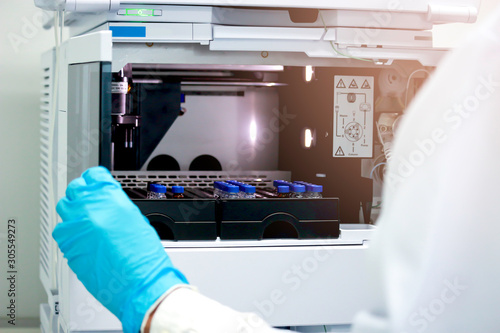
[351,5,500,332]
[143,5,500,333]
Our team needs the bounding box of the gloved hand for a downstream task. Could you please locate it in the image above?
[53,166,188,333]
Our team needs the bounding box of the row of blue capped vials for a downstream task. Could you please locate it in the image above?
[213,181,256,199]
[147,184,185,199]
[273,180,323,198]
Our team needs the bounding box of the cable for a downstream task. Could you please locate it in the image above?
[370,162,387,180]
[318,10,373,63]
[404,68,430,108]
[373,152,386,165]
[382,142,392,162]
[375,121,393,162]
[376,162,386,183]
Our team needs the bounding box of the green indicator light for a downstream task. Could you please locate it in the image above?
[125,9,153,17]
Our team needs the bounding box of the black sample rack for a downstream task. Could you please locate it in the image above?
[124,188,340,241]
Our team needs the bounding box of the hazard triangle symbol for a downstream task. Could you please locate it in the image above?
[361,80,371,89]
[336,79,346,88]
[335,146,345,156]
[349,79,358,89]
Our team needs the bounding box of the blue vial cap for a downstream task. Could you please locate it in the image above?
[277,185,289,193]
[228,187,239,194]
[219,182,239,193]
[291,184,306,193]
[172,186,184,194]
[274,180,292,188]
[151,184,167,193]
[227,180,255,194]
[214,181,223,190]
[181,93,186,103]
[308,184,323,192]
[226,184,239,193]
[293,181,310,186]
[147,182,159,191]
[242,184,256,194]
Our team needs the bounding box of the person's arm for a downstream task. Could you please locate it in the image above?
[142,287,282,333]
[53,167,189,333]
[54,167,282,333]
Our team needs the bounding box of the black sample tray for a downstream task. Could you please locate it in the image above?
[134,199,218,241]
[125,188,340,241]
[218,198,339,240]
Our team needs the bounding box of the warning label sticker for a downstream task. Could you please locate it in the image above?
[349,79,358,89]
[333,75,374,158]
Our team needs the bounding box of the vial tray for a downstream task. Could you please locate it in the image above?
[125,188,339,241]
[218,198,339,240]
[134,199,218,241]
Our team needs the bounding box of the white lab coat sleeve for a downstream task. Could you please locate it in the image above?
[141,286,284,333]
[352,4,500,333]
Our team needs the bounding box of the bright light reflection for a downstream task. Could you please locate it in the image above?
[305,66,314,82]
[250,120,257,143]
[304,128,313,148]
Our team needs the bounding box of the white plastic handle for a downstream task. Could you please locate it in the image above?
[427,4,478,23]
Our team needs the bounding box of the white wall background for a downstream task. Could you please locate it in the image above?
[0,0,54,327]
[0,0,498,330]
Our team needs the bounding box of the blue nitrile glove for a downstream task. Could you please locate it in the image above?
[53,166,188,333]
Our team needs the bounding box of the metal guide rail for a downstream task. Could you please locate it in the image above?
[112,170,291,189]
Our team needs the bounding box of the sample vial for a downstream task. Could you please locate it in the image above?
[213,181,223,198]
[222,183,239,199]
[146,181,159,198]
[172,186,185,199]
[227,180,256,199]
[293,181,323,198]
[147,184,167,199]
[273,180,292,192]
[306,184,323,198]
[241,184,256,199]
[290,184,306,198]
[214,182,239,199]
[277,185,290,198]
